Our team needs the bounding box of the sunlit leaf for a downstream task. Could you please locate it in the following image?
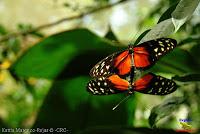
[172,0,200,19]
[140,19,175,43]
[172,17,187,33]
[171,0,200,32]
[141,0,200,42]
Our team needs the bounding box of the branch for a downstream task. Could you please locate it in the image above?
[0,0,130,43]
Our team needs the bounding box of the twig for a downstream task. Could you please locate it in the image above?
[0,0,130,43]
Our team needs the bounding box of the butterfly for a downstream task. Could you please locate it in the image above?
[90,38,177,78]
[87,73,177,95]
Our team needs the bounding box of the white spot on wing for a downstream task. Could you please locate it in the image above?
[110,89,115,93]
[154,48,158,52]
[101,69,104,73]
[106,65,110,70]
[162,82,165,85]
[88,87,94,92]
[104,82,107,86]
[101,62,105,67]
[95,65,99,69]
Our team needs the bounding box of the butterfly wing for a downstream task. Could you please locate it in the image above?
[87,74,130,95]
[113,51,132,76]
[90,50,132,77]
[134,73,177,95]
[89,51,121,78]
[133,38,177,69]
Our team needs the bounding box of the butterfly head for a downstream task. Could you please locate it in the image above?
[128,44,134,54]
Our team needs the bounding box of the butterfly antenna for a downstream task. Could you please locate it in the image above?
[112,94,131,111]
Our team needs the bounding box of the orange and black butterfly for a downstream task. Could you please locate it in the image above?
[87,73,177,95]
[90,38,177,77]
[87,38,177,95]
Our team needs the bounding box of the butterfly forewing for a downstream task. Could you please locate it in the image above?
[133,38,177,69]
[89,52,120,78]
[134,73,177,95]
[89,50,132,77]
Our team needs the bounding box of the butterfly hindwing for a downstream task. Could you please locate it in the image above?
[134,73,177,95]
[87,74,130,95]
[133,38,177,69]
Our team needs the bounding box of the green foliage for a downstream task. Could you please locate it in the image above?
[171,0,200,19]
[33,77,135,133]
[149,97,185,128]
[157,2,178,23]
[0,24,7,35]
[149,48,200,75]
[78,127,182,134]
[173,74,200,82]
[0,0,200,133]
[17,23,44,38]
[133,29,151,45]
[11,28,135,133]
[11,29,122,79]
[141,0,200,42]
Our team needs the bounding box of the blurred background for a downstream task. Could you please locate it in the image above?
[0,0,200,133]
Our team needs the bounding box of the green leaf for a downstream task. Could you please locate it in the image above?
[11,29,123,79]
[141,0,200,42]
[33,76,136,132]
[140,19,175,43]
[149,97,185,128]
[105,28,118,41]
[134,29,150,45]
[0,24,7,35]
[172,17,187,33]
[157,2,178,23]
[178,36,200,46]
[172,0,200,19]
[172,0,200,32]
[190,43,200,65]
[173,74,200,82]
